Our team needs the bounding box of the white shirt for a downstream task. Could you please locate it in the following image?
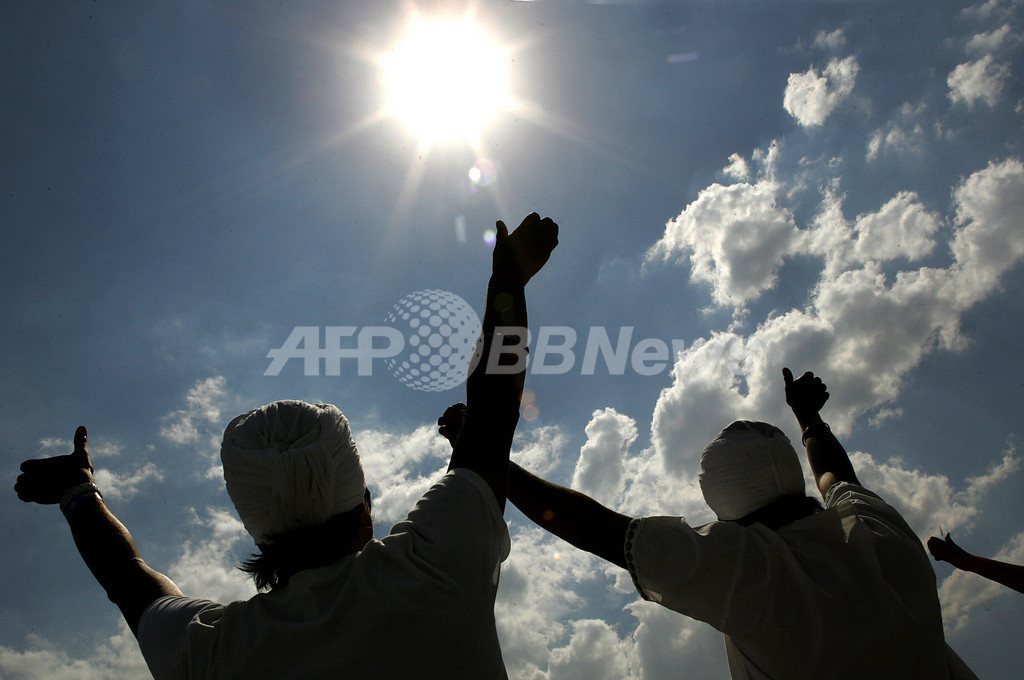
[626,482,962,680]
[138,469,511,680]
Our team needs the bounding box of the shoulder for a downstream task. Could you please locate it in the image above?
[823,481,893,514]
[822,481,921,545]
[379,469,511,576]
[140,595,224,628]
[137,596,226,676]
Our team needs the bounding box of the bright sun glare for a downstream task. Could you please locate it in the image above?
[381,14,511,148]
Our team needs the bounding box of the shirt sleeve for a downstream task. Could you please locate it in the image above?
[137,596,224,680]
[384,468,511,595]
[625,515,767,632]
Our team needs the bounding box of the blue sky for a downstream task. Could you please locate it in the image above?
[3,1,1024,678]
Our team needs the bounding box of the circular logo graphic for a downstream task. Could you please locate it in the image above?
[385,289,481,391]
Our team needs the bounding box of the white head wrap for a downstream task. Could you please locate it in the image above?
[220,400,365,545]
[698,421,806,521]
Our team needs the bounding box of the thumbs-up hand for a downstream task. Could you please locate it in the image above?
[491,212,559,287]
[15,426,95,505]
[782,368,829,419]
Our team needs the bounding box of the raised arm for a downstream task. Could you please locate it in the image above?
[447,213,558,511]
[782,367,859,498]
[928,533,1024,594]
[14,426,182,636]
[438,404,631,568]
[508,462,632,569]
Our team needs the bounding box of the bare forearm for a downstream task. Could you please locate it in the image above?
[449,213,558,509]
[66,495,181,634]
[793,411,859,495]
[449,273,528,509]
[950,552,1024,594]
[508,462,630,569]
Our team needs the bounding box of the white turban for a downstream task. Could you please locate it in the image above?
[221,400,365,545]
[698,421,806,521]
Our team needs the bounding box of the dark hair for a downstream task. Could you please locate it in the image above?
[239,489,371,592]
[736,494,823,530]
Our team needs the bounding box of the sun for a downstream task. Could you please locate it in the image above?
[380,13,511,148]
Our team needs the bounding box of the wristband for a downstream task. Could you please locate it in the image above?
[59,482,102,517]
[801,421,831,446]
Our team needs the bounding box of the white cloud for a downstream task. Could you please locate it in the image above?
[949,158,1024,302]
[866,105,927,161]
[948,54,1011,109]
[961,444,1020,503]
[170,507,256,604]
[627,601,728,680]
[645,158,1024,461]
[354,423,451,526]
[571,408,638,503]
[515,425,570,477]
[813,190,943,274]
[965,23,1017,55]
[497,526,613,678]
[722,152,751,181]
[546,619,637,680]
[0,626,149,680]
[92,462,164,502]
[783,56,860,127]
[159,375,228,448]
[645,179,801,307]
[811,29,847,52]
[961,0,1008,21]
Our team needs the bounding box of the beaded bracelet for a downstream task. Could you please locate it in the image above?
[59,482,103,517]
[801,421,831,446]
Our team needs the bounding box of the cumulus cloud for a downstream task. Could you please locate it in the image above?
[783,56,860,127]
[627,601,729,680]
[0,626,150,680]
[571,408,638,502]
[961,0,1009,22]
[948,54,1011,108]
[496,526,614,678]
[93,462,164,502]
[865,103,928,161]
[516,425,570,477]
[812,189,943,275]
[355,423,451,526]
[811,28,848,52]
[646,158,1024,452]
[645,178,802,307]
[159,375,229,449]
[949,158,1024,301]
[965,23,1017,55]
[170,507,256,603]
[723,152,751,181]
[546,619,636,680]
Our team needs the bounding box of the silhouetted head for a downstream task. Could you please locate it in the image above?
[698,421,807,522]
[221,400,372,590]
[221,400,367,545]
